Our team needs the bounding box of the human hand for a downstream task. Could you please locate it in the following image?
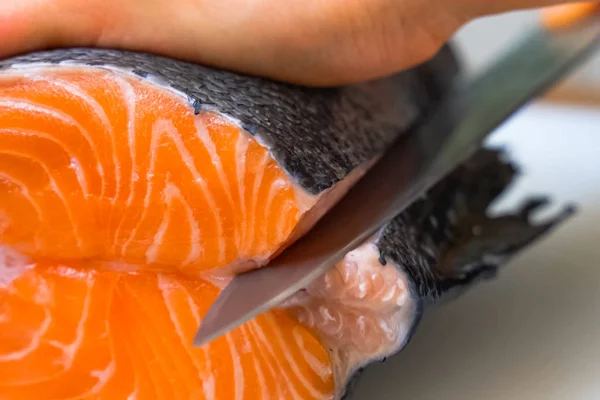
[0,0,595,86]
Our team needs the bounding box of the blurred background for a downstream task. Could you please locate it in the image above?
[455,8,600,105]
[348,9,600,400]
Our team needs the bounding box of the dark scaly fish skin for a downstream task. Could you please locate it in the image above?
[0,45,458,195]
[341,147,573,400]
[378,148,574,307]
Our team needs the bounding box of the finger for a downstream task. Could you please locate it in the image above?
[1,0,590,88]
[542,1,600,28]
[0,0,109,57]
[462,0,587,17]
[223,0,473,86]
[0,0,470,86]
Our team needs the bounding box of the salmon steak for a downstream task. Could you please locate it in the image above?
[0,45,573,399]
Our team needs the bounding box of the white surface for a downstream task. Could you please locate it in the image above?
[351,103,600,399]
[453,10,600,90]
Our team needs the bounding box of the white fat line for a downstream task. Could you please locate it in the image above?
[83,360,116,397]
[176,278,215,399]
[111,76,137,252]
[156,118,225,263]
[169,182,202,266]
[292,328,333,381]
[235,135,249,253]
[117,304,144,400]
[157,275,214,399]
[0,279,52,361]
[0,245,33,288]
[194,118,234,209]
[0,127,89,194]
[225,332,245,400]
[264,313,329,399]
[0,172,44,251]
[0,148,86,251]
[0,98,104,194]
[335,257,359,300]
[147,182,203,266]
[95,277,121,397]
[120,313,159,399]
[245,152,269,252]
[145,187,171,265]
[47,277,94,369]
[180,199,203,267]
[260,178,287,253]
[275,199,296,244]
[39,76,120,202]
[248,320,304,400]
[119,116,170,258]
[122,283,185,397]
[246,322,286,400]
[240,325,270,400]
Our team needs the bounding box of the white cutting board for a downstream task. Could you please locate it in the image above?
[351,103,600,400]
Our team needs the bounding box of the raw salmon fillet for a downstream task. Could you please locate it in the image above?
[0,47,571,399]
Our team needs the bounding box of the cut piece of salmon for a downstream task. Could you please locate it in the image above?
[0,47,571,400]
[0,61,427,400]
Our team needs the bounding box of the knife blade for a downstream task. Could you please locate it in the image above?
[193,16,600,348]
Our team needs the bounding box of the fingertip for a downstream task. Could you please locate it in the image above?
[0,6,33,57]
[0,3,55,58]
[0,0,103,59]
[542,2,600,29]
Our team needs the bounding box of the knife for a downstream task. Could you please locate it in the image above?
[194,15,600,348]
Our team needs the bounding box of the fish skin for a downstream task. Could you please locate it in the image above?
[0,45,458,195]
[377,148,575,307]
[340,147,574,400]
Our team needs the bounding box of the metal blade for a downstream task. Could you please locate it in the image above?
[194,17,600,347]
